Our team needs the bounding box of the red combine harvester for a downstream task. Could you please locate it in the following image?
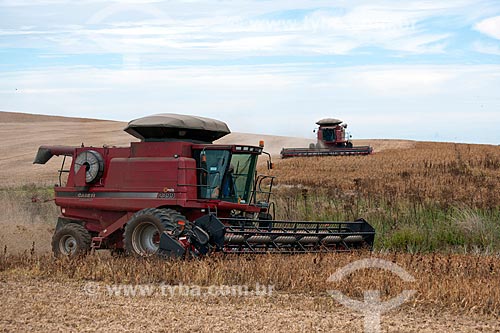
[281,118,373,158]
[34,114,375,258]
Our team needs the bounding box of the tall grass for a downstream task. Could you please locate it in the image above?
[267,142,500,252]
[271,189,500,252]
[0,184,58,225]
[273,142,500,210]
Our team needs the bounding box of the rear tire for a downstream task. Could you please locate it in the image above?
[123,208,187,257]
[51,223,92,258]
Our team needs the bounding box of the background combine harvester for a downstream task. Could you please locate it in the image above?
[34,114,375,258]
[281,118,373,158]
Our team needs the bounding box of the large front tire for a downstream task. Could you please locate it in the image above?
[51,223,92,258]
[123,208,187,257]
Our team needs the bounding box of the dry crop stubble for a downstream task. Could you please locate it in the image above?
[1,252,499,316]
[272,142,500,209]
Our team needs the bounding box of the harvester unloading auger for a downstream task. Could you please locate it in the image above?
[281,118,373,158]
[34,114,375,258]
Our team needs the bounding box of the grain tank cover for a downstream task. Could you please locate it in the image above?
[125,113,231,142]
[316,118,343,126]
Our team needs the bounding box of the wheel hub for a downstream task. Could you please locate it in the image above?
[131,222,161,256]
[59,235,77,255]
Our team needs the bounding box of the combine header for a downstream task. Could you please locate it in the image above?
[281,118,373,158]
[34,114,375,258]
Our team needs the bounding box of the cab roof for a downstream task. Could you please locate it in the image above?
[316,118,343,126]
[125,113,231,143]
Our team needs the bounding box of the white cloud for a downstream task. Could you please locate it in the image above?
[473,40,500,55]
[1,64,499,143]
[0,87,108,94]
[475,15,500,39]
[1,1,500,144]
[341,66,456,96]
[3,1,493,58]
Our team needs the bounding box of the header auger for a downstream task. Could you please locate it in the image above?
[34,113,375,258]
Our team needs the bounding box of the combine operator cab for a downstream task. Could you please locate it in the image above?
[195,147,258,204]
[316,119,352,148]
[34,113,374,259]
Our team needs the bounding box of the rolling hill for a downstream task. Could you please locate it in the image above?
[0,111,413,186]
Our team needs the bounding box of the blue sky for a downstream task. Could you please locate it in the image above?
[1,0,499,143]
